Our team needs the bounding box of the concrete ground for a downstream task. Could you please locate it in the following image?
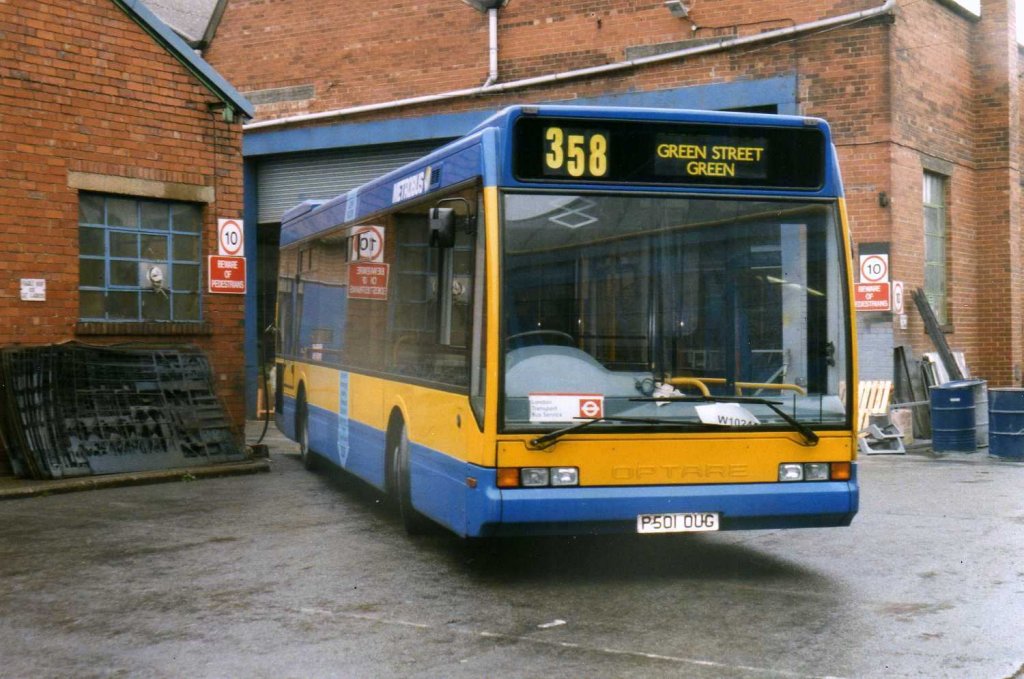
[0,421,1021,678]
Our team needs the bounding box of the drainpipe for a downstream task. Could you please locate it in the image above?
[244,0,895,131]
[483,7,499,88]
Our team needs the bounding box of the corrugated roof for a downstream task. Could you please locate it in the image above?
[141,0,224,47]
[115,0,252,119]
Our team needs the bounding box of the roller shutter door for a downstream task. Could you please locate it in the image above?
[256,141,447,224]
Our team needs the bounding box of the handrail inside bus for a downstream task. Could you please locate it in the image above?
[666,376,807,397]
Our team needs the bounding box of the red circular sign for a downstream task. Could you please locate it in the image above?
[860,254,888,283]
[219,219,243,256]
[579,398,602,419]
[354,227,384,261]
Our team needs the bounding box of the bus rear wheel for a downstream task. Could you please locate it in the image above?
[389,421,431,535]
[297,393,316,471]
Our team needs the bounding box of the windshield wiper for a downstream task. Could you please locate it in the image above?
[529,416,721,450]
[631,395,819,446]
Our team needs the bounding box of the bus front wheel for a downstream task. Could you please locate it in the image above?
[389,421,430,535]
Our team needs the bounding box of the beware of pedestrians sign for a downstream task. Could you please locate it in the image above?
[208,255,246,294]
[855,282,891,311]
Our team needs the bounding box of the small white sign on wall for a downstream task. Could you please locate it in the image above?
[20,278,45,301]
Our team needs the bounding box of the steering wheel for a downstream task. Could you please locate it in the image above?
[506,329,576,347]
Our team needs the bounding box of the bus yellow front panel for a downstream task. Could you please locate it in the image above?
[384,382,490,468]
[496,433,854,486]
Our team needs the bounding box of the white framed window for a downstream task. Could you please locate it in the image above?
[923,172,948,325]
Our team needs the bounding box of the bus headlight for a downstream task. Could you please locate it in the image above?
[779,462,848,482]
[778,463,804,482]
[497,467,581,488]
[803,463,830,481]
[520,468,550,487]
[550,467,579,486]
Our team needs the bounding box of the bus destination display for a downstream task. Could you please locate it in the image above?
[515,117,825,190]
[654,134,766,180]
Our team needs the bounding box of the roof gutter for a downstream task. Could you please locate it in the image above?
[244,0,894,132]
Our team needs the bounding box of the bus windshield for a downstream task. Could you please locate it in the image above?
[502,192,849,431]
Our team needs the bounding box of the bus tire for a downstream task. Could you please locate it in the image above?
[296,390,316,471]
[389,420,430,535]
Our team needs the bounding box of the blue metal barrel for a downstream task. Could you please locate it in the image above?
[930,382,977,453]
[988,388,1024,459]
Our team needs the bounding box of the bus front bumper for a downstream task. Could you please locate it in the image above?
[465,469,858,537]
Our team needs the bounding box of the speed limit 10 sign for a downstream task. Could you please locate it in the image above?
[218,219,244,256]
[859,253,889,283]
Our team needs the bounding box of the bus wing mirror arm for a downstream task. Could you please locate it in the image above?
[429,207,456,248]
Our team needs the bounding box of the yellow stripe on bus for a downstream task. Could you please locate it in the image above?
[281,359,491,466]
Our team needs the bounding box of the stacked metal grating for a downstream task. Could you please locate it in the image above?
[0,343,245,479]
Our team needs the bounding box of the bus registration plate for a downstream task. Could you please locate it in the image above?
[637,512,719,534]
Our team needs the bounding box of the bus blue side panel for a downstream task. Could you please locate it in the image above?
[277,396,296,441]
[307,402,337,463]
[409,442,469,535]
[346,420,387,490]
[277,393,388,490]
[463,466,858,537]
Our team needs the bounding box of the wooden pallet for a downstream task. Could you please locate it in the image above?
[858,380,893,433]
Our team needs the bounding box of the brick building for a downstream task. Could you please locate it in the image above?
[0,1,253,428]
[184,0,1021,403]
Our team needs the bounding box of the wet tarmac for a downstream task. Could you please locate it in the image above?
[0,422,1021,678]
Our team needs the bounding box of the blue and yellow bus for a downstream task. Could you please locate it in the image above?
[275,105,859,537]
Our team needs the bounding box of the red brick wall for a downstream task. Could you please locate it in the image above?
[204,0,1023,386]
[881,0,1019,385]
[0,0,247,427]
[204,0,880,118]
[971,0,1021,385]
[206,0,900,274]
[887,0,979,366]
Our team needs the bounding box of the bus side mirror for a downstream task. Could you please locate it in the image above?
[429,207,456,248]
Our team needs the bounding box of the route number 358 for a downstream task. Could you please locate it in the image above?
[543,127,609,178]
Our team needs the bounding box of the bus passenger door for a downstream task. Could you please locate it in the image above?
[390,195,485,535]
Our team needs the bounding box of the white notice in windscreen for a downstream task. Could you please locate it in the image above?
[695,403,761,427]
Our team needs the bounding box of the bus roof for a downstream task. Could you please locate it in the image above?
[280,105,841,248]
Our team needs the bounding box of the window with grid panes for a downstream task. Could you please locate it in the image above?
[78,193,202,322]
[923,172,948,325]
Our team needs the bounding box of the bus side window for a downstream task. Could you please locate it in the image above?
[444,220,475,349]
[392,213,441,380]
[277,248,300,357]
[389,195,476,390]
[297,236,348,366]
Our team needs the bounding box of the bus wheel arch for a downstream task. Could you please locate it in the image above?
[386,408,430,534]
[295,383,315,470]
